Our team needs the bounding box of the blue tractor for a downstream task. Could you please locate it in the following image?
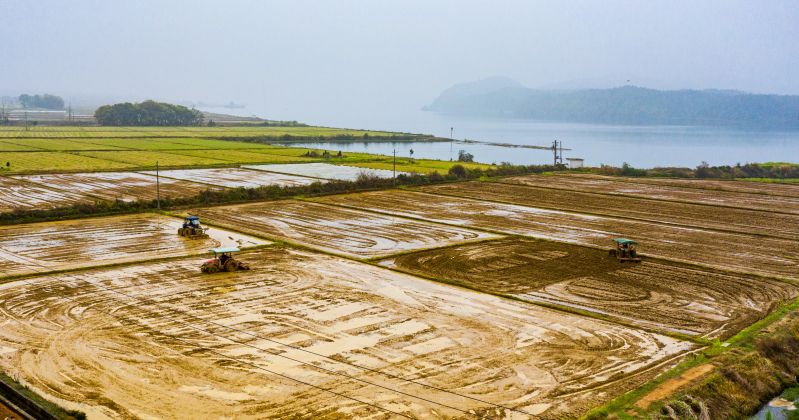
[178,216,209,239]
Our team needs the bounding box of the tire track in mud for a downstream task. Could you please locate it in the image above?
[0,214,266,278]
[314,189,799,281]
[500,174,799,214]
[0,248,693,419]
[12,172,219,203]
[380,238,797,339]
[482,179,799,239]
[0,176,93,212]
[191,200,498,259]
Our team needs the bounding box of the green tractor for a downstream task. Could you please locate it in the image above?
[200,247,251,274]
[178,216,209,239]
[609,238,642,262]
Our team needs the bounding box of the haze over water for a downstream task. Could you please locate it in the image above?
[210,105,799,168]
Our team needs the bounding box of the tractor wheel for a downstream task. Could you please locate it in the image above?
[178,228,185,236]
[205,264,220,274]
[608,249,617,257]
[224,260,238,272]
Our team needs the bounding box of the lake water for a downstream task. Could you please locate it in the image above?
[205,107,799,168]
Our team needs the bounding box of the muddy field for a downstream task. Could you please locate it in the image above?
[381,238,797,338]
[13,172,221,202]
[192,200,496,259]
[422,180,799,239]
[501,174,799,214]
[0,247,693,419]
[315,190,799,280]
[245,162,403,181]
[140,168,317,188]
[567,174,799,198]
[0,214,267,278]
[0,176,93,213]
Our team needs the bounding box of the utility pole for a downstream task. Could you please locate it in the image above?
[24,111,29,131]
[393,148,396,184]
[552,140,563,166]
[449,127,454,161]
[156,161,161,210]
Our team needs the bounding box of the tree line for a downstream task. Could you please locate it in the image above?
[94,100,203,126]
[18,94,64,110]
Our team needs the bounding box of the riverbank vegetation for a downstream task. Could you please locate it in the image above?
[590,161,799,181]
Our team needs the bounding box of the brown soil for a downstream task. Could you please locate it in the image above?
[317,190,799,281]
[0,176,92,213]
[0,247,692,419]
[382,238,797,338]
[191,200,497,259]
[634,363,715,409]
[0,213,266,278]
[0,401,22,420]
[501,174,799,214]
[465,179,799,239]
[13,172,222,202]
[568,173,799,198]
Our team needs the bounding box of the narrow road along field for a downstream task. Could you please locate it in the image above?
[0,214,267,278]
[426,180,799,239]
[191,200,497,259]
[380,238,797,338]
[13,172,221,202]
[501,174,799,213]
[0,247,693,419]
[314,190,799,280]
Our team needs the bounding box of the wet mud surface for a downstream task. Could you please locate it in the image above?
[140,168,317,189]
[192,200,497,259]
[0,176,93,212]
[0,247,692,419]
[0,213,267,278]
[381,238,797,338]
[317,190,799,280]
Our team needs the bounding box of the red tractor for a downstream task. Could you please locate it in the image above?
[608,238,642,262]
[200,247,251,273]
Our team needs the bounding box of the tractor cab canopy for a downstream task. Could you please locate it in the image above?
[185,216,200,221]
[614,238,637,246]
[210,247,240,256]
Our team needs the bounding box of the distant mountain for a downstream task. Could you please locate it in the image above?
[425,79,799,129]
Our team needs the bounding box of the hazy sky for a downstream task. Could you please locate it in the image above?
[2,0,797,121]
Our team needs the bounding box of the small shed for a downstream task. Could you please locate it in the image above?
[566,158,584,169]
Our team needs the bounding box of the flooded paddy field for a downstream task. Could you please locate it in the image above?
[244,162,404,181]
[0,176,93,212]
[564,173,799,198]
[315,190,799,280]
[380,238,798,338]
[0,214,266,278]
[191,200,496,259]
[0,247,693,419]
[13,172,221,202]
[501,174,799,214]
[140,167,317,188]
[426,180,799,239]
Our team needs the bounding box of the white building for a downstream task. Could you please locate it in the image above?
[566,158,584,169]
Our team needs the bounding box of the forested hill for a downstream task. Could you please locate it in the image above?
[424,79,799,129]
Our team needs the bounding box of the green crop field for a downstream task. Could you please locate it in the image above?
[166,149,316,164]
[0,126,404,139]
[1,138,132,151]
[0,152,135,172]
[0,140,42,151]
[74,151,231,168]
